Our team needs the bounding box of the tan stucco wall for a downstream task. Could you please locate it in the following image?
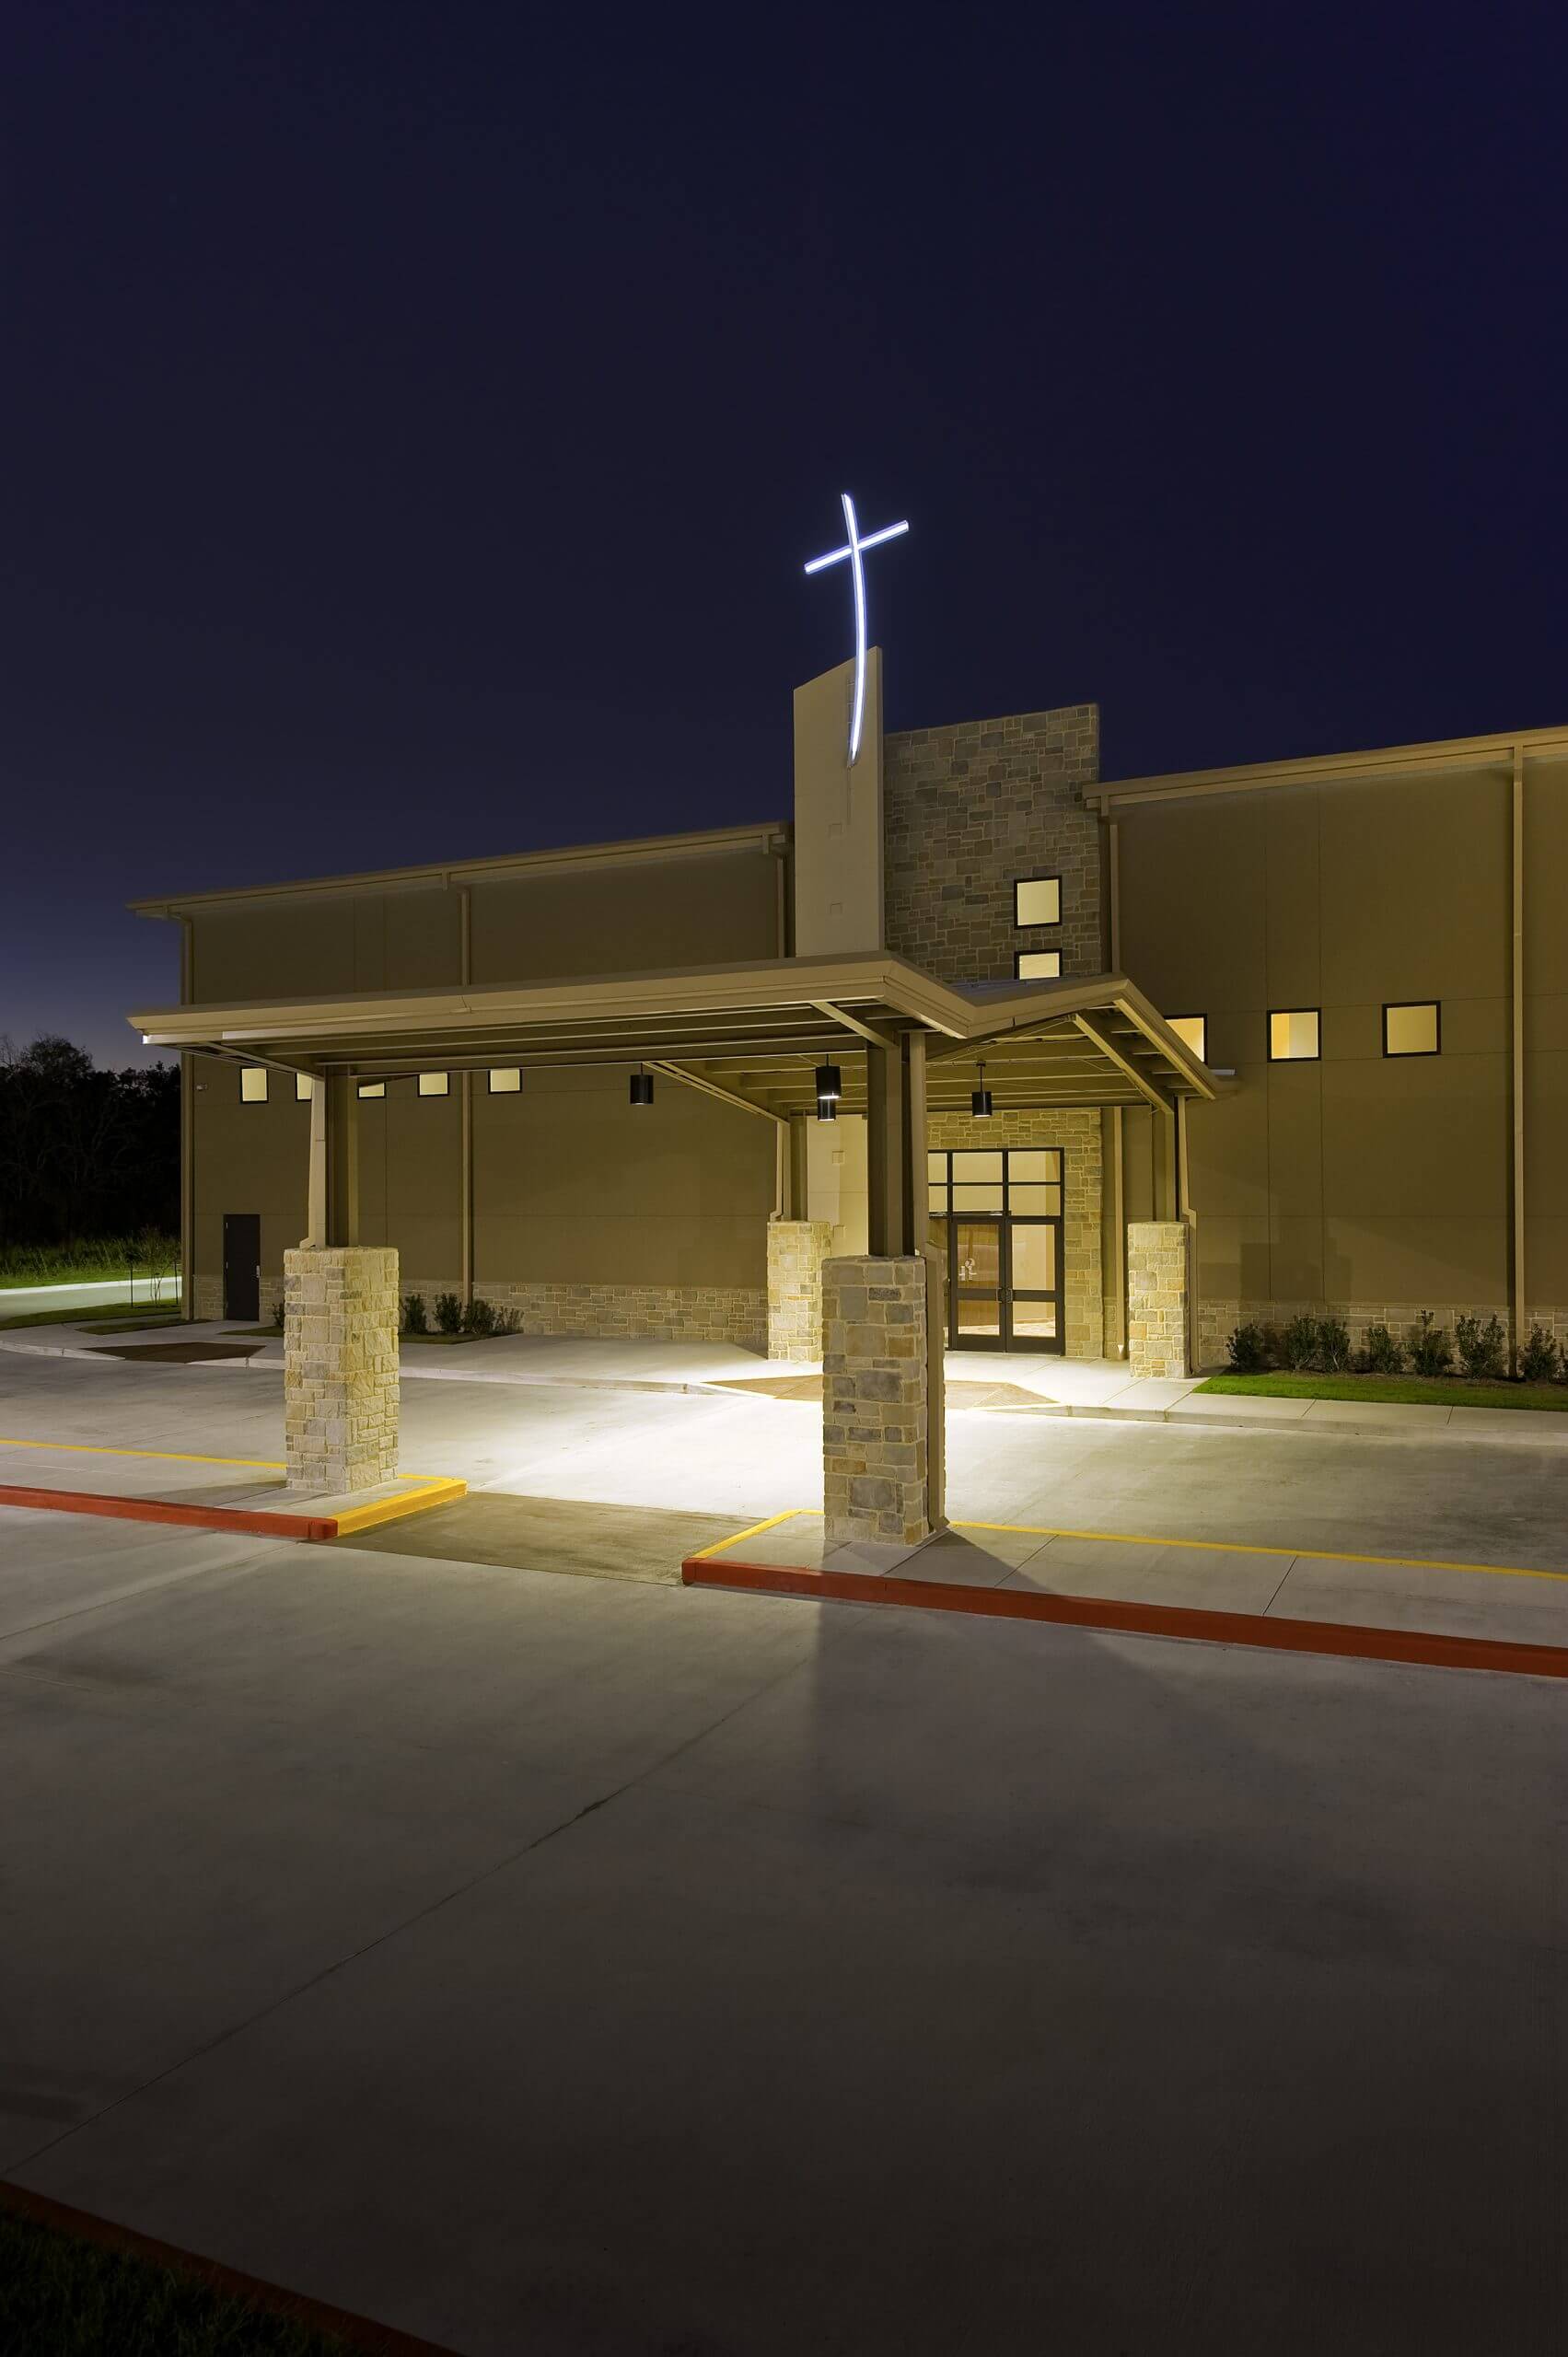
[806,1112,870,1257]
[193,1058,774,1337]
[191,1053,314,1321]
[1524,756,1568,1306]
[186,840,783,1006]
[1116,768,1535,1349]
[183,836,785,1337]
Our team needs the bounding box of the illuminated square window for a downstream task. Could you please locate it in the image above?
[1014,876,1062,928]
[418,1071,449,1097]
[488,1067,521,1094]
[1168,1015,1207,1061]
[295,1072,314,1102]
[1015,949,1063,981]
[1269,1009,1320,1062]
[240,1067,268,1103]
[357,1081,385,1099]
[1383,1003,1440,1057]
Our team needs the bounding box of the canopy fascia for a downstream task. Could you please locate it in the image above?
[132,952,1221,1119]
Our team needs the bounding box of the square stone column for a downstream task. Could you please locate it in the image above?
[1126,1221,1191,1378]
[284,1246,400,1492]
[767,1219,833,1361]
[822,1255,938,1548]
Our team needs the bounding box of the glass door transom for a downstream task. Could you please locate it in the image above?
[927,1148,1065,1354]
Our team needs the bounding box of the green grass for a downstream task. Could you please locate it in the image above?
[0,2204,354,2355]
[0,1237,179,1288]
[0,1303,182,1332]
[1199,1372,1568,1412]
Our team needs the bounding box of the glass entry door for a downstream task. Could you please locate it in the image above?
[928,1149,1065,1355]
[952,1219,1004,1344]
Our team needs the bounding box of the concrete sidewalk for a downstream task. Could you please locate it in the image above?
[696,1505,1568,1655]
[6,1319,1568,1447]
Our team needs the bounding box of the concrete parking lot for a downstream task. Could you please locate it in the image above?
[2,1349,1566,2352]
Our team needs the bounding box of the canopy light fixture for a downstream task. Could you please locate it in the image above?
[971,1060,993,1120]
[630,1067,655,1108]
[814,1062,842,1102]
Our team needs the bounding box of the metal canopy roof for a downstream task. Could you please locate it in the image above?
[131,952,1220,1120]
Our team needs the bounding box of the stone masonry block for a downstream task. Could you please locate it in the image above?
[284,1246,400,1494]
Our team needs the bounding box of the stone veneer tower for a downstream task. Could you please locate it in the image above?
[882,703,1103,981]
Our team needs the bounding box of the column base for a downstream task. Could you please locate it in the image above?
[284,1246,400,1492]
[822,1255,935,1548]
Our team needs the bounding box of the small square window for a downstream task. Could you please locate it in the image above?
[1383,1003,1440,1057]
[418,1071,450,1097]
[1167,1015,1207,1062]
[1269,1009,1320,1062]
[488,1067,521,1094]
[357,1081,385,1099]
[295,1072,314,1102]
[927,1151,947,1179]
[240,1067,268,1103]
[1015,876,1062,928]
[1015,949,1063,981]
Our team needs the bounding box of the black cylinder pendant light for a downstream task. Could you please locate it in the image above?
[630,1066,655,1107]
[815,1060,841,1121]
[971,1059,993,1120]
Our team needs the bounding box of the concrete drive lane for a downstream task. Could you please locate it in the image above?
[0,1492,1563,2355]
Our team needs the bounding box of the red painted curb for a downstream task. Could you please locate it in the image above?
[0,2176,463,2354]
[0,1483,336,1542]
[682,1556,1568,1681]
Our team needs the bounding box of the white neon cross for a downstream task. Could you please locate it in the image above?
[804,493,910,763]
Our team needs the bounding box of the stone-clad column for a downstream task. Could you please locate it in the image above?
[767,1219,833,1361]
[822,1255,937,1548]
[284,1246,400,1492]
[1126,1221,1191,1379]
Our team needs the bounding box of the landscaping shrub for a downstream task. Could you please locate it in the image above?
[1408,1311,1452,1377]
[1316,1316,1352,1372]
[1521,1326,1561,1384]
[1225,1322,1270,1373]
[1455,1313,1507,1381]
[1355,1322,1404,1376]
[402,1292,428,1334]
[1280,1314,1319,1371]
[434,1291,463,1334]
[458,1297,521,1338]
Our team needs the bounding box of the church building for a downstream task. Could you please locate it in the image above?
[133,656,1564,1383]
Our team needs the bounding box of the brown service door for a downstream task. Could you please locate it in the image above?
[222,1213,261,1322]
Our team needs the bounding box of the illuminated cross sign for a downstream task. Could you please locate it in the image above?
[804,493,910,764]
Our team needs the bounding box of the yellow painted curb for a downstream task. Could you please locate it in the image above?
[0,1434,285,1469]
[953,1517,1568,1586]
[0,1434,465,1540]
[744,1508,1568,1590]
[331,1477,468,1537]
[690,1508,807,1562]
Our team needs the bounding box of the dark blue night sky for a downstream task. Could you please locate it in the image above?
[4,2,1566,1060]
